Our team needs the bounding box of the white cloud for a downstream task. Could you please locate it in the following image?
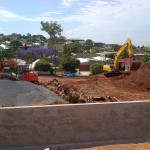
[60,0,150,45]
[65,28,80,34]
[0,7,28,21]
[61,0,80,7]
[0,7,61,22]
[0,0,150,45]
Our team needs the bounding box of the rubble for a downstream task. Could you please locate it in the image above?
[41,79,89,103]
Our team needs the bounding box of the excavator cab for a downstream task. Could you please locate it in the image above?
[119,62,125,71]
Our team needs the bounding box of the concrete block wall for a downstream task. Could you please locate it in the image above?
[0,101,150,149]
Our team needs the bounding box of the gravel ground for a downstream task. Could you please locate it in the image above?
[0,80,62,107]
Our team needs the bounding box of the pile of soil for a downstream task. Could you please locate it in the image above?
[0,80,63,107]
[120,63,150,91]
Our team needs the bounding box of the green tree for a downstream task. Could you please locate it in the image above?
[2,49,17,60]
[90,61,105,75]
[84,39,93,50]
[70,43,84,53]
[9,40,22,51]
[0,51,5,62]
[34,55,53,73]
[11,33,21,41]
[112,44,121,51]
[59,45,80,73]
[91,47,102,54]
[61,58,80,73]
[41,21,63,47]
[143,54,150,62]
[24,53,36,64]
[107,53,115,59]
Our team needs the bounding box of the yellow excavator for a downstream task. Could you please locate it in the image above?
[103,38,134,77]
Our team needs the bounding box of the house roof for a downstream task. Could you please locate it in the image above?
[91,56,111,61]
[74,53,92,58]
[77,58,90,63]
[65,41,73,45]
[67,38,85,41]
[0,44,8,49]
[77,56,111,64]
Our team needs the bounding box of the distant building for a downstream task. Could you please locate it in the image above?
[0,34,4,41]
[93,42,106,48]
[54,42,65,52]
[0,44,8,49]
[96,52,116,58]
[19,38,27,43]
[67,38,85,45]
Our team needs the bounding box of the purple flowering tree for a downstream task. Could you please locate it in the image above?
[18,47,60,66]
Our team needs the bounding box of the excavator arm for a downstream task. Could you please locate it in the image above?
[114,38,133,71]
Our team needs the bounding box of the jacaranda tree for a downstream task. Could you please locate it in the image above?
[18,47,60,65]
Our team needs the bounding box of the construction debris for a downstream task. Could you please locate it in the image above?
[41,79,89,103]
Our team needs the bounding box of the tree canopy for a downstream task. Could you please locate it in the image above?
[0,49,17,62]
[41,21,63,47]
[9,40,22,51]
[59,44,80,73]
[18,47,60,64]
[34,54,53,73]
[90,61,105,75]
[85,39,93,50]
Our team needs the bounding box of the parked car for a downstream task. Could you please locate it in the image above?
[62,72,76,77]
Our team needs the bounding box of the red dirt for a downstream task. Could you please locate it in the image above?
[120,63,150,91]
[38,63,150,103]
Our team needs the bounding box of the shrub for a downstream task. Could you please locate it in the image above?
[34,59,53,73]
[90,61,105,75]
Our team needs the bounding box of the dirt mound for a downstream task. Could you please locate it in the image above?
[121,63,150,91]
[41,77,109,103]
[0,80,63,107]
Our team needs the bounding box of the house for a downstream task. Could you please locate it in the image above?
[75,53,111,76]
[93,42,106,48]
[0,34,4,41]
[0,44,8,49]
[67,38,85,45]
[54,42,65,52]
[19,38,27,43]
[96,51,116,58]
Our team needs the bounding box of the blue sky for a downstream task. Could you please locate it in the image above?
[0,0,150,46]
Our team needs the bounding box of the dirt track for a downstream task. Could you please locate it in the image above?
[39,63,150,103]
[76,142,150,150]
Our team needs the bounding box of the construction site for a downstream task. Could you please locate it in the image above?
[1,62,149,107]
[39,62,150,103]
[0,39,150,150]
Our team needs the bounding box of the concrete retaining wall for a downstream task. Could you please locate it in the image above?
[0,101,150,149]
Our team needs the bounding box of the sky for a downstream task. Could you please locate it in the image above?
[0,0,150,46]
